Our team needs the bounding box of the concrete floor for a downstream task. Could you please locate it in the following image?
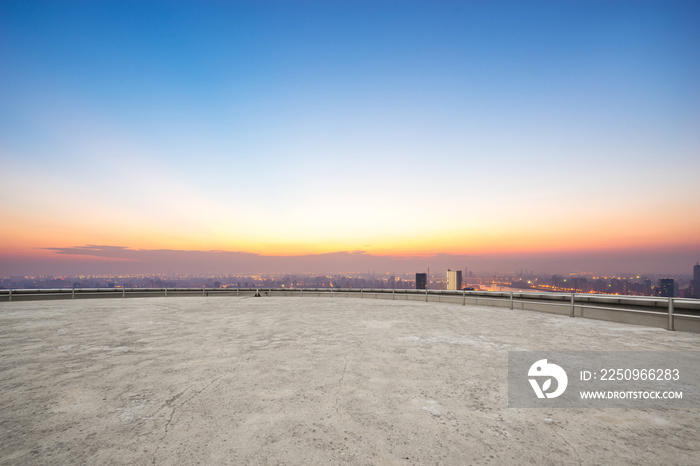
[1,296,699,465]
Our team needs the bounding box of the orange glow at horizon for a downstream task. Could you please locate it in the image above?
[2,177,699,262]
[2,218,698,261]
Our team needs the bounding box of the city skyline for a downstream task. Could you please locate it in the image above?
[2,267,696,299]
[2,1,699,276]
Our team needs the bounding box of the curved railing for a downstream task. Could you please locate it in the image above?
[1,287,699,333]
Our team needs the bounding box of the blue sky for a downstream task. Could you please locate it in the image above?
[1,0,699,274]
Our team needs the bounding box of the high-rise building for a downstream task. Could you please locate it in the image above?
[447,269,462,290]
[658,278,675,298]
[416,273,427,290]
[691,263,700,298]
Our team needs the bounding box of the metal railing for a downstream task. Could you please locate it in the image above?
[1,287,699,332]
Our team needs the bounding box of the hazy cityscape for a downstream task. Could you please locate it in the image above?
[3,262,699,298]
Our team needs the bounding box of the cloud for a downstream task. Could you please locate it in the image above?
[34,245,474,275]
[44,245,137,260]
[1,244,695,277]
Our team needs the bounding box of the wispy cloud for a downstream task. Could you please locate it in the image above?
[16,244,696,277]
[45,245,135,258]
[36,244,470,275]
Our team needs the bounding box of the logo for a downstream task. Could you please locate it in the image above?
[528,359,568,399]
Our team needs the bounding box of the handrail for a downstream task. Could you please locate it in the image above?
[1,287,698,332]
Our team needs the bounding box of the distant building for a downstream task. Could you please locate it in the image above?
[416,273,427,290]
[692,263,700,299]
[447,269,462,290]
[388,275,396,289]
[658,278,675,298]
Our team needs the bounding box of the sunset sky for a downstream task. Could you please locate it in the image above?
[1,1,699,276]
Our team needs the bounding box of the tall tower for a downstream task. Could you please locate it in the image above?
[692,263,700,298]
[447,269,462,290]
[415,273,427,290]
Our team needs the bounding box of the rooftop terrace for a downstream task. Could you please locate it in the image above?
[1,296,699,465]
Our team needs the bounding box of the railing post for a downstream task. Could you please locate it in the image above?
[72,288,75,300]
[9,288,12,302]
[510,291,513,310]
[300,288,303,297]
[392,288,395,300]
[570,293,575,317]
[165,288,167,298]
[668,297,675,331]
[425,287,428,302]
[122,288,125,298]
[203,288,206,297]
[361,288,363,299]
[463,289,465,305]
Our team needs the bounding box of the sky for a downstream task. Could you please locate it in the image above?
[1,0,699,276]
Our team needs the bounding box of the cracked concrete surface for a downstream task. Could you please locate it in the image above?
[1,296,699,465]
[151,371,234,465]
[335,349,354,417]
